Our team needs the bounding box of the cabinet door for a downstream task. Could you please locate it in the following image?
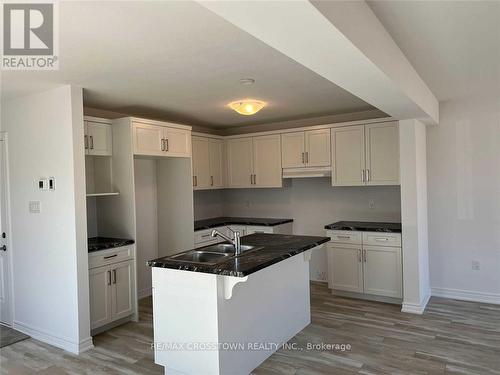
[89,265,112,329]
[192,136,211,189]
[133,122,164,156]
[227,138,253,188]
[365,122,399,185]
[111,260,134,320]
[253,135,282,188]
[84,121,89,155]
[164,127,191,157]
[209,139,224,188]
[305,129,330,167]
[363,246,402,298]
[331,126,366,186]
[281,132,305,168]
[87,122,112,156]
[326,244,363,293]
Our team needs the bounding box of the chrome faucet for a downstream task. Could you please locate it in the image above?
[211,227,242,255]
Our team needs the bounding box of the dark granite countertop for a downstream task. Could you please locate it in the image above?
[194,217,293,231]
[324,221,401,233]
[147,233,329,277]
[88,237,135,252]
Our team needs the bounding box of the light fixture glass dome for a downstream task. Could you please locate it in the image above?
[228,100,266,116]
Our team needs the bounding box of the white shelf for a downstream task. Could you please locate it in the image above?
[86,192,120,197]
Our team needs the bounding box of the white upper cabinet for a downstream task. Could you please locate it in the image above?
[209,138,224,188]
[364,122,399,185]
[332,122,399,186]
[227,135,282,188]
[281,132,306,168]
[227,137,254,188]
[84,119,112,156]
[281,129,330,169]
[253,134,282,188]
[132,121,191,157]
[192,136,224,189]
[192,136,211,189]
[331,125,366,186]
[133,122,164,156]
[305,129,331,167]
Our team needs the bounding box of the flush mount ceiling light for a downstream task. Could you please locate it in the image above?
[228,100,266,116]
[239,78,255,85]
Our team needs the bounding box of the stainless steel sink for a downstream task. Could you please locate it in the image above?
[200,243,257,253]
[170,250,233,265]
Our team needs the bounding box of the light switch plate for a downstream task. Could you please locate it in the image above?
[29,201,41,214]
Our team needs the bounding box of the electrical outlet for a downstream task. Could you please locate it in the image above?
[472,260,480,271]
[29,201,41,214]
[369,200,375,209]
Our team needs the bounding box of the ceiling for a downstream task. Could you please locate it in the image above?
[1,1,374,129]
[368,0,500,102]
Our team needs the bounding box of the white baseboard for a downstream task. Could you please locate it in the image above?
[138,287,152,299]
[431,287,500,305]
[13,320,93,354]
[401,292,431,315]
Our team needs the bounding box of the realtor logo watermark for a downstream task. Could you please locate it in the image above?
[2,1,58,70]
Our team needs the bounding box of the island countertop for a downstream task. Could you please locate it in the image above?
[147,233,329,277]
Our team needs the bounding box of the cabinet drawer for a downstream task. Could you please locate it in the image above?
[363,232,401,247]
[89,246,134,269]
[194,228,215,244]
[326,230,362,245]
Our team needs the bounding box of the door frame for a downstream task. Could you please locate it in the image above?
[0,132,14,326]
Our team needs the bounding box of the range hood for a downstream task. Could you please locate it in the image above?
[282,166,332,179]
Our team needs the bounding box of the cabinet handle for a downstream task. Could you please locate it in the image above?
[337,235,350,239]
[161,139,165,151]
[211,176,214,186]
[301,152,305,164]
[194,176,197,187]
[165,138,169,152]
[250,174,253,185]
[305,152,309,163]
[103,254,117,259]
[375,237,389,242]
[113,269,117,284]
[358,249,362,262]
[361,169,365,182]
[363,249,367,262]
[253,174,256,185]
[107,270,111,285]
[366,169,370,182]
[90,136,94,150]
[84,135,88,149]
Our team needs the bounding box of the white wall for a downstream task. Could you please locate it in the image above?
[2,86,91,353]
[220,179,401,281]
[427,95,500,303]
[399,119,430,313]
[134,158,158,299]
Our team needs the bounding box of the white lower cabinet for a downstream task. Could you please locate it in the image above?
[89,247,135,331]
[326,230,402,300]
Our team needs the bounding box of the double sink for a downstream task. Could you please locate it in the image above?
[169,243,261,265]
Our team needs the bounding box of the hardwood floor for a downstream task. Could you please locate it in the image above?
[1,282,499,374]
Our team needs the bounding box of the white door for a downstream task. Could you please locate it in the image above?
[253,135,282,188]
[209,139,224,188]
[363,245,402,298]
[326,244,363,293]
[164,127,191,157]
[331,126,366,186]
[133,122,164,156]
[0,137,12,325]
[227,138,253,188]
[365,122,400,185]
[305,129,331,167]
[87,122,112,156]
[281,132,305,168]
[89,265,112,329]
[192,136,211,189]
[112,260,134,320]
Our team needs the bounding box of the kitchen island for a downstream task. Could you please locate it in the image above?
[148,233,329,375]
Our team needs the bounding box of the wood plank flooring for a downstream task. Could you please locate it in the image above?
[1,282,499,374]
